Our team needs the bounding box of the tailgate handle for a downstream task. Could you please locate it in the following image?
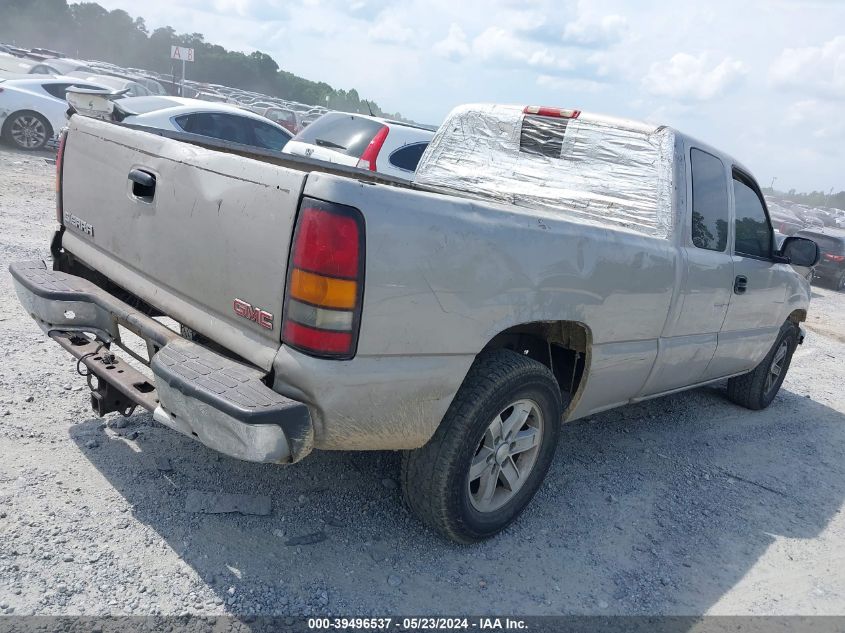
[129,169,156,201]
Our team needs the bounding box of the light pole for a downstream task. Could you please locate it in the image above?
[770,176,777,190]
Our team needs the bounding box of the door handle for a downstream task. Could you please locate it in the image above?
[734,275,748,294]
[128,169,156,200]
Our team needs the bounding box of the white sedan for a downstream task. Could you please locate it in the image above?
[113,96,293,151]
[0,76,109,150]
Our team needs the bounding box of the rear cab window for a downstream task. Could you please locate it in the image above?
[690,148,729,251]
[732,171,773,259]
[293,113,384,158]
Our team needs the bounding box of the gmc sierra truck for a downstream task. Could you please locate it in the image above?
[10,99,820,542]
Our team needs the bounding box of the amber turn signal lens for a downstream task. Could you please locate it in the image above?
[289,268,357,310]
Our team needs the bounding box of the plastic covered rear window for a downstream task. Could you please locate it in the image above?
[414,103,675,239]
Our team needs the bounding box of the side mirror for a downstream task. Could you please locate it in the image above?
[779,236,820,268]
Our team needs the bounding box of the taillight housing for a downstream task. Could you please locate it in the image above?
[823,252,845,263]
[55,128,68,224]
[356,125,389,171]
[282,197,365,359]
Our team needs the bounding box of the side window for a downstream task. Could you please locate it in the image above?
[215,114,251,145]
[690,148,729,251]
[733,175,772,259]
[174,114,191,131]
[388,142,428,172]
[41,83,71,99]
[250,120,288,150]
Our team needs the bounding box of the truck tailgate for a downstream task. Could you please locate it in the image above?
[59,116,307,370]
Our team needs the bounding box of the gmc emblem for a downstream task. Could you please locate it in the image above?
[233,298,274,330]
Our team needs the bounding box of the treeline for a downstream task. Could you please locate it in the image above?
[0,0,405,119]
[763,187,845,210]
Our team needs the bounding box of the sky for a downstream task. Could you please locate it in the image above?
[94,0,845,193]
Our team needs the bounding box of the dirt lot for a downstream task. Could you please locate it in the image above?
[1,145,844,617]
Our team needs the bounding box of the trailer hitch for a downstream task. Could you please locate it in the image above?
[75,343,137,417]
[88,373,137,418]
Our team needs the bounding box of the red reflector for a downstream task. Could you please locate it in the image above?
[357,125,389,171]
[292,206,360,279]
[523,105,581,119]
[283,320,352,354]
[823,253,845,263]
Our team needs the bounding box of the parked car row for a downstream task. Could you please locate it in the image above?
[0,45,436,177]
[0,81,434,177]
[0,77,294,152]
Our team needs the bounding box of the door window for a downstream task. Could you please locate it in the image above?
[251,120,289,150]
[175,112,251,145]
[690,148,729,251]
[733,175,772,259]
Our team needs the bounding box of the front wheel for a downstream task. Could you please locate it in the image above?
[401,349,563,543]
[3,111,52,150]
[726,322,799,410]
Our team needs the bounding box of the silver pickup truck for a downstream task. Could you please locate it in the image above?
[10,100,820,542]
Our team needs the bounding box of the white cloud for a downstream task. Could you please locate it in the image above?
[536,74,605,93]
[367,14,413,44]
[642,52,747,100]
[562,14,627,46]
[433,24,470,61]
[784,99,845,141]
[769,35,845,99]
[472,26,572,73]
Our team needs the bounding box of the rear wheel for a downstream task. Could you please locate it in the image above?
[3,111,51,150]
[726,322,799,410]
[401,349,563,543]
[836,272,845,292]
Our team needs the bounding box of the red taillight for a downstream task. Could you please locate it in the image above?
[523,105,581,119]
[356,125,389,171]
[283,197,365,359]
[293,208,360,278]
[823,252,845,263]
[55,129,68,224]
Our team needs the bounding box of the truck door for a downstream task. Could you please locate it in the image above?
[702,169,789,379]
[641,147,732,395]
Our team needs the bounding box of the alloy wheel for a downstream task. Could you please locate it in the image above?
[764,339,789,396]
[10,115,47,149]
[467,398,544,513]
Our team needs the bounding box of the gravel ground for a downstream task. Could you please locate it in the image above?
[1,144,845,617]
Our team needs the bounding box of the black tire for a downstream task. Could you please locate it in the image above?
[835,272,845,292]
[726,322,799,410]
[401,349,563,543]
[2,111,52,151]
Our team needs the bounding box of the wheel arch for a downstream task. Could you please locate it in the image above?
[480,320,592,420]
[787,308,807,324]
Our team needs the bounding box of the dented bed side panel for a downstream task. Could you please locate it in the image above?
[284,172,678,448]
